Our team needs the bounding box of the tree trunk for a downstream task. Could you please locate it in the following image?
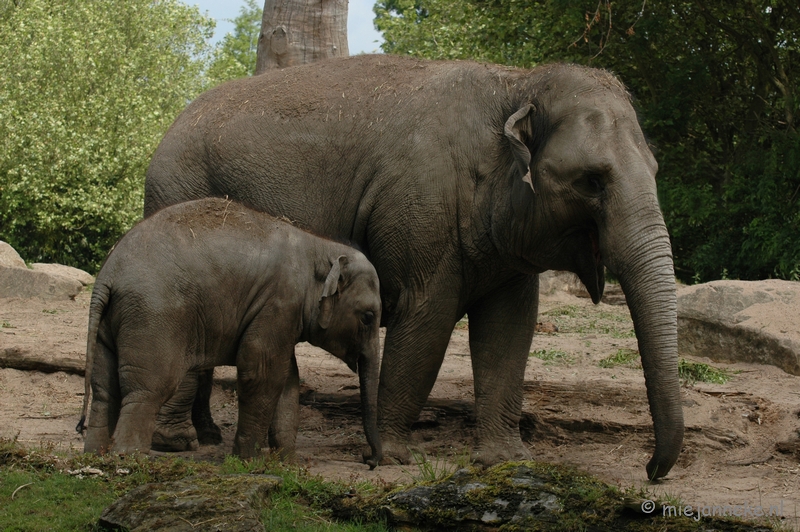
[255,0,349,74]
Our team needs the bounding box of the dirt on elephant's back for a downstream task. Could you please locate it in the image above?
[1,288,798,529]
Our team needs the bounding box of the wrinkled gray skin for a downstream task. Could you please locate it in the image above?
[78,198,383,465]
[145,55,683,478]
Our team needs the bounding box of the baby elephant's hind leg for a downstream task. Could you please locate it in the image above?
[152,372,201,452]
[113,355,184,454]
[84,340,120,453]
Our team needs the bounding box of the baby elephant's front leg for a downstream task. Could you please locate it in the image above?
[233,340,292,458]
[268,354,300,460]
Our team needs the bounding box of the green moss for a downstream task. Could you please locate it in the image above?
[334,460,779,531]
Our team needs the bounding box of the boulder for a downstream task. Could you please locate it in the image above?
[0,265,83,300]
[332,462,770,531]
[98,474,282,531]
[30,263,94,286]
[678,280,800,376]
[0,241,26,269]
[0,241,87,299]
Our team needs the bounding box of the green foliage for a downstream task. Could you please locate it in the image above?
[678,358,733,385]
[376,0,800,282]
[530,348,574,365]
[207,0,262,83]
[0,0,214,272]
[375,0,583,66]
[598,348,640,368]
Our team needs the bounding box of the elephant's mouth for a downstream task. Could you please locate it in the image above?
[574,227,605,304]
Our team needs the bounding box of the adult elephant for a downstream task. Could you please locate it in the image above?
[145,55,683,479]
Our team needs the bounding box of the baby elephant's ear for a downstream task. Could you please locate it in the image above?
[319,255,347,329]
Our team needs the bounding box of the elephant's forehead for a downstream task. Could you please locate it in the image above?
[547,97,654,169]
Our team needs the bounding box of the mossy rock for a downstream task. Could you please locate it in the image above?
[99,473,282,531]
[332,462,779,531]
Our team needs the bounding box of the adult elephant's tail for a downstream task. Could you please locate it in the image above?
[75,281,111,433]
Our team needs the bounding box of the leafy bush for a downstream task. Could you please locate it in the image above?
[206,0,261,83]
[0,0,213,272]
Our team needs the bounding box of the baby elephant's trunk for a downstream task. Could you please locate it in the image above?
[358,344,382,469]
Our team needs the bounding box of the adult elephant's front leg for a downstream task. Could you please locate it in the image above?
[377,294,459,465]
[468,274,538,465]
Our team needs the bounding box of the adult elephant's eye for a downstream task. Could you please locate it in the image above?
[361,311,375,326]
[584,172,605,195]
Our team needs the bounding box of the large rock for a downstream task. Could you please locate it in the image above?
[30,263,94,286]
[98,474,282,531]
[678,280,800,376]
[0,241,26,269]
[333,462,771,531]
[0,241,88,299]
[0,265,83,300]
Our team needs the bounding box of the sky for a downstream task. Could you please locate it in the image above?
[189,0,385,55]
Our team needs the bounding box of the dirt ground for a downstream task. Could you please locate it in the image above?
[1,287,799,529]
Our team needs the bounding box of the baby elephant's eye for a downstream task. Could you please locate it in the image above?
[361,311,375,326]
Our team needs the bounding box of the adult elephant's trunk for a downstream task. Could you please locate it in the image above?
[602,192,684,479]
[359,339,383,469]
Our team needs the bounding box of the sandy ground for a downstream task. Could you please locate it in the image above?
[1,287,799,529]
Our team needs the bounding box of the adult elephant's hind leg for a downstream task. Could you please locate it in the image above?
[468,274,538,465]
[378,295,459,465]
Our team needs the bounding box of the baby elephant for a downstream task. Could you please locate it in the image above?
[77,198,382,466]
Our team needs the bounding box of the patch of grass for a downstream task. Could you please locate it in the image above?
[678,359,733,385]
[453,318,468,330]
[598,348,640,368]
[1,321,13,328]
[530,349,575,366]
[221,456,390,531]
[0,439,391,532]
[574,319,636,338]
[404,448,473,484]
[543,305,580,318]
[542,305,636,338]
[0,468,113,530]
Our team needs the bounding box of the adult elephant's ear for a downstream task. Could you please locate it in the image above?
[319,255,347,329]
[504,104,535,192]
